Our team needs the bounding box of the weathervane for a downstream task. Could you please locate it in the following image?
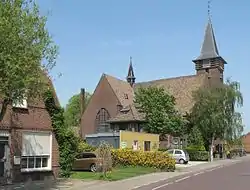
[130,56,132,64]
[208,0,211,18]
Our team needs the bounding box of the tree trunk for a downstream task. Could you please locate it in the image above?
[0,99,9,122]
[209,137,214,162]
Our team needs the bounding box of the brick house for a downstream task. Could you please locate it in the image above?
[0,77,59,184]
[80,18,227,147]
[242,132,250,153]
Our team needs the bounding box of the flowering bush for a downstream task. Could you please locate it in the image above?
[111,149,175,171]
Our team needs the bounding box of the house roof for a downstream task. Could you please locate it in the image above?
[105,72,208,123]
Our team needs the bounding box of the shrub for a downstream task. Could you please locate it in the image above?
[78,141,97,153]
[186,150,209,161]
[184,145,208,161]
[111,149,175,171]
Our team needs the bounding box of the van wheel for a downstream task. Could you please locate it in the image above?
[90,164,97,172]
[179,159,185,164]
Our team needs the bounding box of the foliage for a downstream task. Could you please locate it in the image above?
[158,148,169,152]
[111,149,175,171]
[187,126,205,148]
[185,145,206,151]
[190,79,244,161]
[0,0,58,121]
[184,113,205,148]
[134,86,186,136]
[225,136,243,151]
[77,141,96,153]
[185,149,209,161]
[96,142,112,178]
[64,92,91,127]
[44,90,79,177]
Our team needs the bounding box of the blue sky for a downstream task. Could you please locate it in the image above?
[38,0,250,132]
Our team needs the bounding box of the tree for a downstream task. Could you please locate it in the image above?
[190,79,244,161]
[0,0,58,121]
[64,92,91,127]
[134,86,186,136]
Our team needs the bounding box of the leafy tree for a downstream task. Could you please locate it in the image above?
[64,92,91,127]
[190,79,244,161]
[184,113,206,149]
[134,86,186,136]
[0,0,58,121]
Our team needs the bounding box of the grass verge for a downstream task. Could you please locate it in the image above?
[71,166,158,181]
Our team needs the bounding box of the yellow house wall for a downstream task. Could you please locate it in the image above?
[119,130,159,151]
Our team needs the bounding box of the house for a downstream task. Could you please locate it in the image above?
[86,130,159,151]
[242,132,250,153]
[80,17,227,148]
[0,76,59,184]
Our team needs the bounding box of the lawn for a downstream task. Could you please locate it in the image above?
[71,166,158,181]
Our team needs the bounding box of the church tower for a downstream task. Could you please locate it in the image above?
[192,2,226,82]
[126,56,136,87]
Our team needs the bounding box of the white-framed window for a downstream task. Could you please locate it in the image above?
[21,131,52,172]
[12,99,28,109]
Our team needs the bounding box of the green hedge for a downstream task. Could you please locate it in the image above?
[111,149,176,171]
[185,149,209,161]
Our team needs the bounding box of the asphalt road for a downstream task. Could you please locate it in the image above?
[135,159,250,190]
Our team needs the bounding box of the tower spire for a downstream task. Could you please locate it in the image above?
[192,0,226,82]
[126,56,136,87]
[193,0,223,61]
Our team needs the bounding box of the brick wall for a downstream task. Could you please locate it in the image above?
[243,133,250,153]
[81,75,120,137]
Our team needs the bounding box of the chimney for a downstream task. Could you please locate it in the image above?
[79,88,85,138]
[80,88,85,116]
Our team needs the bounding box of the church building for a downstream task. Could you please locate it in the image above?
[80,17,227,146]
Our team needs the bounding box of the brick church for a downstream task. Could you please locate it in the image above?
[80,17,226,141]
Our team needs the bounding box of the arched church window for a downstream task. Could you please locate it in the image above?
[95,108,110,133]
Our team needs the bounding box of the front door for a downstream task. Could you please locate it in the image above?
[0,136,9,184]
[0,143,6,181]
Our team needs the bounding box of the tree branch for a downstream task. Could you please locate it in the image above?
[0,99,9,122]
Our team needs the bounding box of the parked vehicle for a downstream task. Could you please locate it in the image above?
[167,149,189,164]
[72,152,101,172]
